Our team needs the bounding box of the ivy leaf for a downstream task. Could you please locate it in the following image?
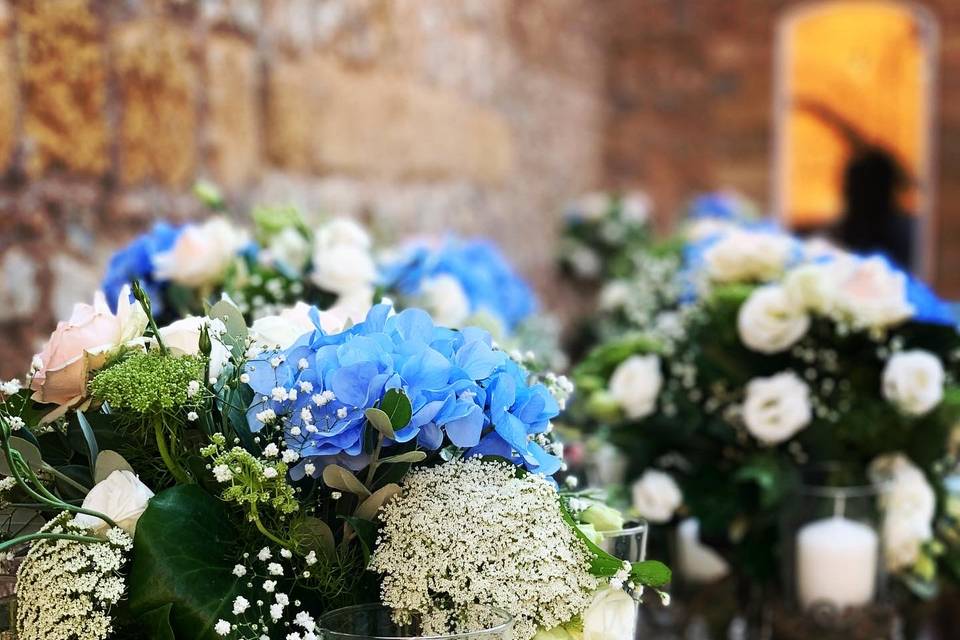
[134,604,177,640]
[322,465,371,498]
[380,389,412,429]
[127,485,244,640]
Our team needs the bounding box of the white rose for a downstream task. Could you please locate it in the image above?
[702,229,794,284]
[153,216,249,287]
[73,470,154,536]
[737,285,810,354]
[158,316,230,379]
[310,218,377,296]
[783,261,843,315]
[833,257,913,330]
[870,454,936,571]
[582,586,637,640]
[575,192,611,221]
[598,281,631,311]
[676,518,729,583]
[419,274,470,328]
[265,227,311,273]
[631,469,682,524]
[608,355,662,420]
[619,192,651,224]
[742,372,811,445]
[250,303,317,350]
[882,350,944,416]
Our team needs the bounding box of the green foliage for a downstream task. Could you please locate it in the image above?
[90,352,206,415]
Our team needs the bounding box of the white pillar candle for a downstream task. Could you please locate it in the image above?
[797,516,878,610]
[676,518,729,583]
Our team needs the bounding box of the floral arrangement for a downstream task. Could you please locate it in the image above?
[558,191,653,283]
[0,280,669,640]
[573,218,960,596]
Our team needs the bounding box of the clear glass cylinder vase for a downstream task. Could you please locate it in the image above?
[598,519,649,563]
[318,604,513,640]
[778,473,893,635]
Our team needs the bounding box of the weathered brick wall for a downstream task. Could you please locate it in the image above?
[606,0,960,296]
[0,0,610,377]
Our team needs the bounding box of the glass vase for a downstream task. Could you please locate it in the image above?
[318,604,513,640]
[776,474,898,639]
[598,519,648,563]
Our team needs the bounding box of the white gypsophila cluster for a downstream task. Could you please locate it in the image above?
[370,458,599,640]
[214,545,320,640]
[16,512,132,640]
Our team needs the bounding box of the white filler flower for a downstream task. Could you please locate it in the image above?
[742,371,811,445]
[882,350,945,417]
[631,469,682,524]
[370,458,599,640]
[608,355,662,420]
[737,285,809,354]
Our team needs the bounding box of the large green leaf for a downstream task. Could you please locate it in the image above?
[127,485,243,640]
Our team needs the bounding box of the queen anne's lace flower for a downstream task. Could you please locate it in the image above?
[370,458,599,640]
[16,513,132,640]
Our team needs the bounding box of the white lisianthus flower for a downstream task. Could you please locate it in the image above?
[266,227,311,273]
[73,470,154,536]
[702,229,794,284]
[581,586,637,640]
[742,372,811,445]
[832,256,914,330]
[737,285,810,354]
[619,192,651,224]
[882,350,945,416]
[153,216,249,287]
[158,316,230,379]
[310,217,377,296]
[631,469,682,524]
[676,518,729,583]
[419,274,471,328]
[783,261,843,315]
[870,454,936,571]
[608,355,662,420]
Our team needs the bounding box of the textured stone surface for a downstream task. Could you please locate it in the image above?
[0,249,39,322]
[205,34,260,187]
[113,19,198,186]
[17,0,109,177]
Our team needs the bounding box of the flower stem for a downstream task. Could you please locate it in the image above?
[250,504,289,549]
[153,418,190,484]
[364,434,384,488]
[0,532,106,553]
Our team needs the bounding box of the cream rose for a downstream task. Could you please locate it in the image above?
[419,274,471,328]
[737,285,810,354]
[158,316,230,379]
[310,217,377,296]
[870,454,936,571]
[608,355,662,420]
[582,586,637,640]
[702,229,794,284]
[265,227,311,273]
[783,261,844,315]
[30,287,147,409]
[73,470,154,536]
[153,216,249,287]
[882,350,944,416]
[631,469,682,524]
[833,257,914,330]
[742,372,811,445]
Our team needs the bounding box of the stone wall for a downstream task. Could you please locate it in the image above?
[0,0,610,378]
[606,0,960,296]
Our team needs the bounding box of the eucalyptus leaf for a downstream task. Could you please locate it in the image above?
[354,483,400,521]
[292,516,336,559]
[378,451,427,465]
[209,298,248,358]
[364,408,396,440]
[95,450,134,484]
[127,485,245,640]
[0,436,43,475]
[322,465,371,498]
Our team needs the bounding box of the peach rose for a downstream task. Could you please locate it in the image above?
[30,287,148,410]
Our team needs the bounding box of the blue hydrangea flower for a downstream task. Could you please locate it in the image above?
[380,238,537,330]
[688,191,756,221]
[102,222,182,314]
[243,304,561,478]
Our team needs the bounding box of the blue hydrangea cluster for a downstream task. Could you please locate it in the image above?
[243,304,561,478]
[381,238,537,330]
[687,190,756,221]
[101,222,182,315]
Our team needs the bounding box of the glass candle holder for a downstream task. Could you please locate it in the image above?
[598,520,649,563]
[318,604,513,640]
[780,475,887,628]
